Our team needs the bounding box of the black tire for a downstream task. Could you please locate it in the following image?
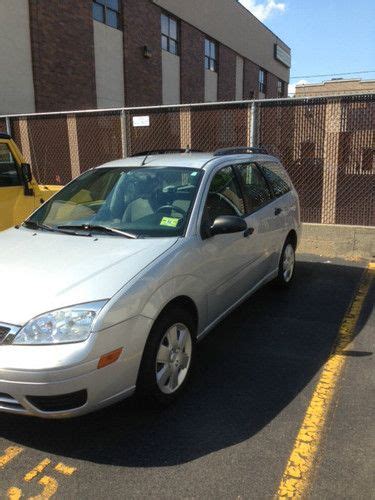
[275,239,296,288]
[136,306,196,407]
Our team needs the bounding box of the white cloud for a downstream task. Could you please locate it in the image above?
[288,80,310,96]
[239,0,286,21]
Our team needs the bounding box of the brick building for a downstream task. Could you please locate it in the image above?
[0,0,291,114]
[295,78,375,97]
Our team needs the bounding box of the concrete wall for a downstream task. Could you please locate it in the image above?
[153,0,290,82]
[0,0,35,114]
[162,51,180,104]
[94,21,125,108]
[298,223,375,261]
[205,70,218,102]
[236,56,244,101]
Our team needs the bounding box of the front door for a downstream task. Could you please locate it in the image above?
[0,141,34,231]
[197,165,258,324]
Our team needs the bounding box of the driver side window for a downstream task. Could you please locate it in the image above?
[202,166,245,227]
[0,144,21,187]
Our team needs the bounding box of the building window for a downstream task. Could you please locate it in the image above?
[277,80,285,98]
[259,69,267,94]
[161,13,179,55]
[205,39,217,72]
[93,0,121,29]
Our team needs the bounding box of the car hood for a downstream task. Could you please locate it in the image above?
[0,228,178,326]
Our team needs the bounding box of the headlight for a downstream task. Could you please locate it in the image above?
[13,301,107,345]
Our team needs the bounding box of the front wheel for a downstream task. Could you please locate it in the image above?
[136,307,196,406]
[276,240,296,287]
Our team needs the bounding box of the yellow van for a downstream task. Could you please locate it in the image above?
[0,133,61,231]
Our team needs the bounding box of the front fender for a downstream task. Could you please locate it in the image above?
[140,275,208,333]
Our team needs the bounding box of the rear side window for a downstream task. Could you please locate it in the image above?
[0,143,21,187]
[237,163,272,213]
[259,162,291,198]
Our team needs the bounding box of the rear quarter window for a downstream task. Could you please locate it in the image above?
[259,162,291,198]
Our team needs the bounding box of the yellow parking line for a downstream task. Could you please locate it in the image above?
[24,458,51,482]
[0,447,23,469]
[276,262,374,499]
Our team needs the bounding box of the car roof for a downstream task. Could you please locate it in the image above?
[97,152,279,170]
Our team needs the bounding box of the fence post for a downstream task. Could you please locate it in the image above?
[120,109,128,158]
[321,100,342,224]
[247,101,257,147]
[5,117,11,136]
[67,114,81,180]
[18,118,32,164]
[180,107,192,150]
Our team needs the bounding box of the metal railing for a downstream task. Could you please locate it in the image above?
[1,93,374,226]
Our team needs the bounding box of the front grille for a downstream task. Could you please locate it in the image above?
[0,323,20,345]
[0,326,10,343]
[0,393,25,412]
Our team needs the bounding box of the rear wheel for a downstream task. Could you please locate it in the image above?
[276,240,296,287]
[137,307,196,406]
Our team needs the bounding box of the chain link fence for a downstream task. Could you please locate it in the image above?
[1,93,374,226]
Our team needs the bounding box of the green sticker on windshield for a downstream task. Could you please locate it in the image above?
[160,217,180,228]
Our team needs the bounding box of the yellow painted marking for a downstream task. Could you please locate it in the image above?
[0,447,23,469]
[24,459,51,482]
[28,476,58,500]
[54,463,76,476]
[7,487,22,500]
[276,262,374,499]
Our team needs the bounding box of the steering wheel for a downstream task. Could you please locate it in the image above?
[156,205,186,216]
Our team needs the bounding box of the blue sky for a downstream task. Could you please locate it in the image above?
[240,0,375,93]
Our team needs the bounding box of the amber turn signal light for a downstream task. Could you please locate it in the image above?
[98,348,123,369]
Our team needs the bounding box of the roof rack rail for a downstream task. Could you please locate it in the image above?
[131,148,201,157]
[213,146,268,157]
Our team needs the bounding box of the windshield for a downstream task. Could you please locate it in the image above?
[27,166,203,238]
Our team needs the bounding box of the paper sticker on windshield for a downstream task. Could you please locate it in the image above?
[160,217,180,228]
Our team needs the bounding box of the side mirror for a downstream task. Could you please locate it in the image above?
[21,163,32,184]
[209,215,247,237]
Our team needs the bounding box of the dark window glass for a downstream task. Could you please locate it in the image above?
[161,34,168,51]
[259,69,267,94]
[93,2,104,22]
[205,39,217,72]
[202,167,245,227]
[0,144,21,187]
[161,14,169,35]
[238,163,272,212]
[277,80,284,98]
[106,9,118,28]
[161,13,179,55]
[105,0,119,10]
[93,0,120,29]
[259,162,291,198]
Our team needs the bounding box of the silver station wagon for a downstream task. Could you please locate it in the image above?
[0,147,300,418]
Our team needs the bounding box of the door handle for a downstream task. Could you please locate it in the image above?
[243,227,254,238]
[274,208,282,216]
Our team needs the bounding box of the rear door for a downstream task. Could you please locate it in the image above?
[258,161,295,260]
[0,140,34,231]
[235,161,280,276]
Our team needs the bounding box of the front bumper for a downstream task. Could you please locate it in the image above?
[0,354,136,418]
[0,316,153,418]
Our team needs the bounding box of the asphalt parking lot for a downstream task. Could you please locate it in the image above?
[0,255,374,499]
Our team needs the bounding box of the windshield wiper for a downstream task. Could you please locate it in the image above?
[23,220,88,236]
[57,224,138,239]
[23,220,57,233]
